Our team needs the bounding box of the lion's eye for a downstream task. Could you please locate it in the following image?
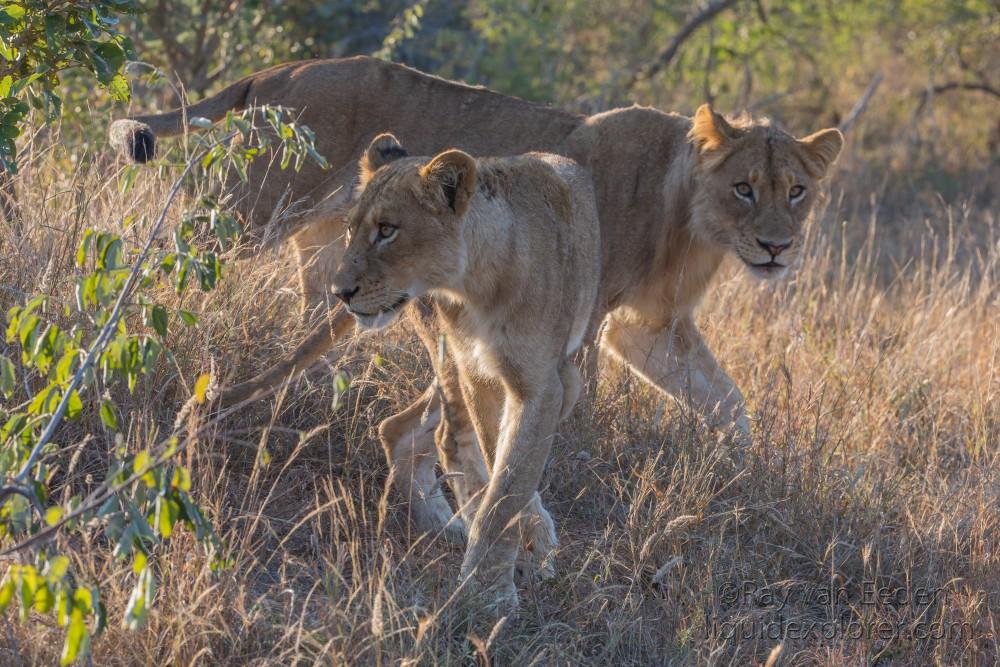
[789,185,806,201]
[734,182,754,201]
[377,224,397,240]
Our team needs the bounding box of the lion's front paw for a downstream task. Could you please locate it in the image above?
[519,504,558,581]
[731,415,752,450]
[410,496,468,544]
[457,565,519,613]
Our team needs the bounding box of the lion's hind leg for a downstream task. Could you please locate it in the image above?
[378,385,466,542]
[558,360,583,422]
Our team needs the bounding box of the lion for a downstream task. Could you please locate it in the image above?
[332,133,601,604]
[110,57,843,542]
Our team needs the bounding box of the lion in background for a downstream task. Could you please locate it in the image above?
[110,57,843,539]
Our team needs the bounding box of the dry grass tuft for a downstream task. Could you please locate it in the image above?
[1,131,997,666]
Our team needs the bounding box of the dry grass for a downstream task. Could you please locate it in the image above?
[1,129,998,666]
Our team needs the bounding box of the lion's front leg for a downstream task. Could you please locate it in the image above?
[458,373,563,609]
[602,314,751,441]
[291,216,346,316]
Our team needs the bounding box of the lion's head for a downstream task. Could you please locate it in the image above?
[687,104,843,280]
[331,134,477,330]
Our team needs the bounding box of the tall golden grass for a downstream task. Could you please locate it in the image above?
[1,124,997,665]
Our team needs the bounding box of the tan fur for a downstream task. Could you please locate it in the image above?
[113,59,842,545]
[331,135,601,606]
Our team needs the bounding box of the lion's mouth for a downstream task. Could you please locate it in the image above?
[348,294,410,318]
[743,258,789,280]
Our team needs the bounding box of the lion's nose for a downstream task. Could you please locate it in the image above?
[333,285,359,304]
[757,238,791,257]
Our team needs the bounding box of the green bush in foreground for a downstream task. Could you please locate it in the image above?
[0,105,327,664]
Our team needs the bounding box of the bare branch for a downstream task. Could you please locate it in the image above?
[838,72,884,133]
[626,0,739,90]
[929,81,1000,99]
[914,81,1000,118]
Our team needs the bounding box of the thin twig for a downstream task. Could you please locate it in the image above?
[914,80,1000,118]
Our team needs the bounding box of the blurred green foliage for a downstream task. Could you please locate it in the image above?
[7,1,991,184]
[0,0,138,172]
[110,0,996,182]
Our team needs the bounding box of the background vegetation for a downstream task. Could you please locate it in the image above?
[1,0,998,664]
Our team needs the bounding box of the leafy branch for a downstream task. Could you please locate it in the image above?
[0,0,140,173]
[0,103,327,665]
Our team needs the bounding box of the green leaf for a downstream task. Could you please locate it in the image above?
[99,401,119,430]
[60,605,88,665]
[76,229,94,268]
[133,450,150,477]
[45,506,64,526]
[194,373,210,404]
[46,556,70,581]
[93,590,107,635]
[96,496,119,519]
[112,522,136,559]
[73,587,93,614]
[149,305,168,337]
[1,4,25,21]
[0,355,15,397]
[172,466,191,492]
[163,436,178,459]
[119,164,139,193]
[41,89,61,122]
[95,42,126,75]
[33,582,53,613]
[0,572,14,613]
[155,496,178,538]
[18,567,37,620]
[123,566,153,630]
[178,310,198,327]
[55,349,77,384]
[107,73,130,102]
[28,383,60,415]
[11,72,41,97]
[176,257,191,293]
[65,390,83,420]
[56,589,70,626]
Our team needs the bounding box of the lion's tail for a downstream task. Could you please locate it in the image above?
[217,306,357,408]
[108,64,286,163]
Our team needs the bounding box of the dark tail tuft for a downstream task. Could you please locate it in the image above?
[130,126,155,163]
[108,119,156,164]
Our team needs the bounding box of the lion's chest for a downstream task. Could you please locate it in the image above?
[442,305,509,382]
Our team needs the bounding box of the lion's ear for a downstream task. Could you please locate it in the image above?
[419,149,477,216]
[689,104,738,153]
[798,128,844,178]
[359,133,408,186]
